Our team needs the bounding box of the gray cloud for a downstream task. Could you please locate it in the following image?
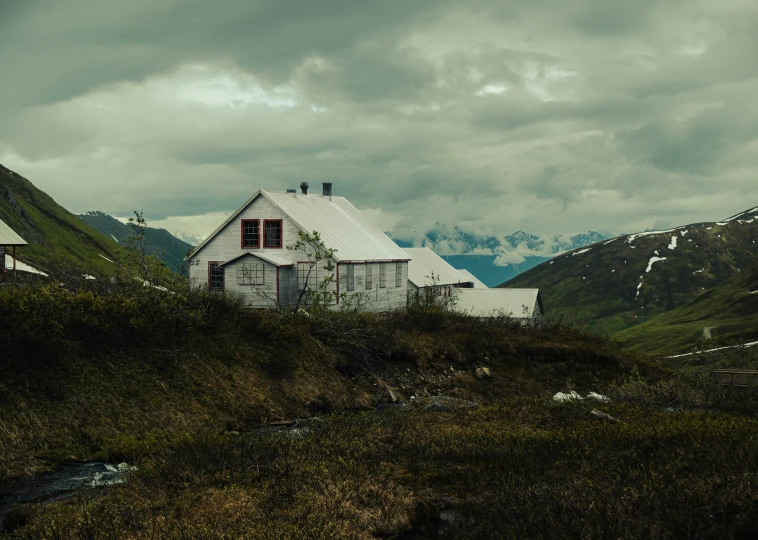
[1,0,758,241]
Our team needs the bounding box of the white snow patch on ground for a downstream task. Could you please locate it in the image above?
[98,254,115,263]
[611,269,615,273]
[645,256,667,273]
[667,340,758,359]
[636,282,643,299]
[680,230,688,237]
[630,245,636,249]
[553,391,610,403]
[693,269,704,274]
[83,274,96,280]
[572,248,591,256]
[668,236,677,250]
[111,234,119,243]
[3,255,48,276]
[604,238,619,245]
[706,227,712,230]
[749,290,758,294]
[549,261,554,264]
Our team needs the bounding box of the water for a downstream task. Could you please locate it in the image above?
[0,461,136,532]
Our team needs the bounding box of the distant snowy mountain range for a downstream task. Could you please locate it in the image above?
[390,224,609,265]
[171,232,206,247]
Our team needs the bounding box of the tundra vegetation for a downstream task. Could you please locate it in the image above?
[0,229,756,538]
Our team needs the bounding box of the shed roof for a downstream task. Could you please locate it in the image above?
[454,288,542,318]
[456,269,488,288]
[404,247,472,287]
[0,218,27,246]
[220,250,293,267]
[189,190,410,263]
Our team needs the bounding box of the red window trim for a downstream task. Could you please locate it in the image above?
[263,219,284,249]
[240,219,260,249]
[208,261,224,290]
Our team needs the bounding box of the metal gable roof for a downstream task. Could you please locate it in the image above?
[0,218,27,246]
[188,189,411,263]
[262,191,410,262]
[456,269,488,288]
[220,251,293,267]
[404,247,472,287]
[454,288,542,318]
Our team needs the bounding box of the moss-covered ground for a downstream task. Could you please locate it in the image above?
[1,284,756,538]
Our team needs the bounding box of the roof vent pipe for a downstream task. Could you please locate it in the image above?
[322,182,332,199]
[300,182,309,195]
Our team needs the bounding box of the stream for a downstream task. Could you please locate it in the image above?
[0,461,136,533]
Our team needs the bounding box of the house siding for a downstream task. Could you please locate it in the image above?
[189,194,409,312]
[224,258,279,308]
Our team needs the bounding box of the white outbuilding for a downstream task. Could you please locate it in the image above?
[0,217,28,284]
[454,288,544,324]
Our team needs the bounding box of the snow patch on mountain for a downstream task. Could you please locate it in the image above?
[646,256,667,273]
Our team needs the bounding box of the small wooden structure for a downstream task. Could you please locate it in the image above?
[0,217,27,284]
[711,370,758,388]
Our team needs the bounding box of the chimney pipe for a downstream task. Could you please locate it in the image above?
[322,182,332,198]
[300,182,309,195]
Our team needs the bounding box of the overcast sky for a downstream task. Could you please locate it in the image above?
[1,0,757,243]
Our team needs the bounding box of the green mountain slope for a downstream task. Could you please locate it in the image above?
[0,164,127,278]
[78,211,192,274]
[500,206,758,332]
[614,263,758,354]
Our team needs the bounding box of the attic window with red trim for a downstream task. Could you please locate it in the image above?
[264,219,283,248]
[241,219,260,248]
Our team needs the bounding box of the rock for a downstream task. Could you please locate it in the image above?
[586,392,610,402]
[475,367,491,378]
[553,391,583,402]
[414,396,480,412]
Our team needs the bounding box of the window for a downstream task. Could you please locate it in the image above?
[395,262,403,288]
[237,263,264,285]
[346,264,354,292]
[241,219,259,248]
[297,262,317,291]
[209,262,224,290]
[264,220,283,248]
[379,263,387,288]
[365,264,373,290]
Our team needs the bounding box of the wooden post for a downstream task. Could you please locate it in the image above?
[12,246,16,284]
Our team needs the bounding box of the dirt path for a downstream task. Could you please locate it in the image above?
[703,326,716,339]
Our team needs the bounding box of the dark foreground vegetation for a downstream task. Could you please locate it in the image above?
[1,282,757,538]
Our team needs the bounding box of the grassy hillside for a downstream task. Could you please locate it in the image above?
[502,206,758,332]
[0,164,128,278]
[2,285,758,537]
[78,211,192,274]
[615,263,758,354]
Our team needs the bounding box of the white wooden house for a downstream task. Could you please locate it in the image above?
[0,217,27,283]
[187,183,411,311]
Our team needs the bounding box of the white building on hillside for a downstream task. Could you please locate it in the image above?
[0,217,27,283]
[187,183,411,311]
[455,288,544,324]
[456,268,487,288]
[404,247,475,297]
